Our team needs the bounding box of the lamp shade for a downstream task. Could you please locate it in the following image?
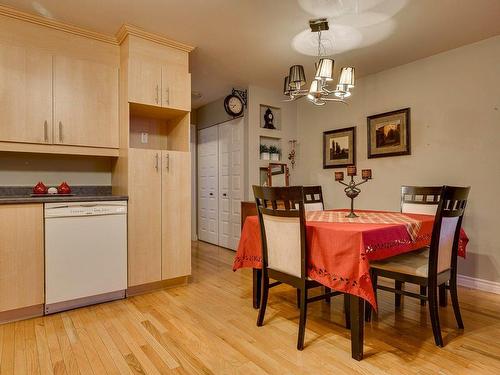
[334,84,351,98]
[283,76,290,95]
[338,67,355,88]
[315,58,334,81]
[307,80,321,100]
[289,65,306,88]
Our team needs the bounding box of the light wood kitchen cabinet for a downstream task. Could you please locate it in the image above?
[128,148,162,286]
[0,204,44,316]
[0,43,52,144]
[161,150,191,279]
[127,148,191,287]
[54,55,119,148]
[161,64,191,111]
[128,55,162,107]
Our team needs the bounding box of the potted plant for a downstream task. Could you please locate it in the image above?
[269,145,280,161]
[260,144,270,160]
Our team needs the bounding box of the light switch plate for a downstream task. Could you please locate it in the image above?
[141,132,149,144]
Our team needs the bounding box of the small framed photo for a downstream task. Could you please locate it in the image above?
[323,126,356,169]
[367,108,411,158]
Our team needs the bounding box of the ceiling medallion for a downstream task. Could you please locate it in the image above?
[283,18,355,106]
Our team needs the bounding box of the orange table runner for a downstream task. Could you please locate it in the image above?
[233,210,469,310]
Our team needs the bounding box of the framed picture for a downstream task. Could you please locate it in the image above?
[323,126,356,169]
[367,108,411,158]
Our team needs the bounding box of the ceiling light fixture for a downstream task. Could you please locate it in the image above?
[283,18,355,106]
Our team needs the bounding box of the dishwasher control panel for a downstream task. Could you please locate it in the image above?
[45,201,127,218]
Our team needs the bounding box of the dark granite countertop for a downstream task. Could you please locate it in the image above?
[0,186,128,205]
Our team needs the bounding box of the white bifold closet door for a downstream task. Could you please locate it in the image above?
[197,117,244,250]
[197,125,218,244]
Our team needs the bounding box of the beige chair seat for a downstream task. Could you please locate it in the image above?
[370,247,429,277]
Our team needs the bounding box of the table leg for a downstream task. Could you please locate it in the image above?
[253,268,262,309]
[350,295,364,361]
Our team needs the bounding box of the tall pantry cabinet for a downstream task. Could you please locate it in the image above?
[112,26,194,293]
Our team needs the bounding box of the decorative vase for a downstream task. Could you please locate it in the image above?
[270,153,280,161]
[57,181,72,194]
[32,181,48,195]
[261,152,270,160]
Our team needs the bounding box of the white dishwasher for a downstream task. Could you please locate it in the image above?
[44,201,127,314]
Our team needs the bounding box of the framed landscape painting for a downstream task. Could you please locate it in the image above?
[323,126,356,169]
[367,108,411,158]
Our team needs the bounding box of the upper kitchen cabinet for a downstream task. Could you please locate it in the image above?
[119,28,193,111]
[54,56,119,148]
[128,55,162,106]
[0,43,52,144]
[162,64,191,111]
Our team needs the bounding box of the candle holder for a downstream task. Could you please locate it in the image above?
[335,167,372,218]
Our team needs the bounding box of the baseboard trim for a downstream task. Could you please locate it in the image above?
[0,304,44,324]
[457,274,500,295]
[126,276,189,297]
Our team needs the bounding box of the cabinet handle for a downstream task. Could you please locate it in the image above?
[165,153,170,171]
[155,153,159,171]
[58,121,63,142]
[44,121,48,142]
[155,85,159,104]
[165,87,170,105]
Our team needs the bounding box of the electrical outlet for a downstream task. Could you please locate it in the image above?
[141,132,149,144]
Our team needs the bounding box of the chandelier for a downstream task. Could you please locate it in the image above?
[283,19,355,106]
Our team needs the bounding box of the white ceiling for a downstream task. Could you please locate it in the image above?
[4,0,500,108]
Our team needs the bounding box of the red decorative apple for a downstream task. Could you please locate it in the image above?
[57,182,71,195]
[33,182,48,195]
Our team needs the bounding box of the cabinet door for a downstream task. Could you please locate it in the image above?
[161,64,191,111]
[128,148,162,286]
[161,150,191,279]
[0,204,44,312]
[54,56,119,148]
[128,56,162,106]
[0,44,52,144]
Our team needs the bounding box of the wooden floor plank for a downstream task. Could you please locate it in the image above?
[0,241,499,374]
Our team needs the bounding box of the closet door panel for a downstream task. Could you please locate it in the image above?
[229,118,245,250]
[218,122,231,249]
[197,126,218,245]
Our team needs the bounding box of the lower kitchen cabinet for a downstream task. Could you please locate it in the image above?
[0,204,44,320]
[127,148,191,289]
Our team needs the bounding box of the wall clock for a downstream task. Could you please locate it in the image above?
[224,94,244,117]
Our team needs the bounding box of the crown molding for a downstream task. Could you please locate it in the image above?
[116,24,195,52]
[0,4,196,53]
[0,4,118,45]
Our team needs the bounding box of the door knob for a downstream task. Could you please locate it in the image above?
[223,193,227,197]
[209,192,214,196]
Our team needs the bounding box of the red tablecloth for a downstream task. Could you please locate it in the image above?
[233,210,469,310]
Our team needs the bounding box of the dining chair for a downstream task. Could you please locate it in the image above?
[253,185,346,350]
[398,186,442,307]
[368,185,470,347]
[302,185,325,211]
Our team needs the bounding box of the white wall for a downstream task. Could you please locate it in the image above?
[0,152,112,186]
[295,36,500,283]
[247,84,298,198]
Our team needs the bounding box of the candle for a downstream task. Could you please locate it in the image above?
[347,165,357,176]
[334,171,344,181]
[362,169,372,179]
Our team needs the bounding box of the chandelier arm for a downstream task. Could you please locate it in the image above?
[321,98,348,104]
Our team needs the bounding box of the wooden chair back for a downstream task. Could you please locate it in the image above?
[302,186,324,211]
[401,186,442,215]
[253,186,307,279]
[429,186,470,275]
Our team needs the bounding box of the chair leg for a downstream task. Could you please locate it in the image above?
[439,283,448,307]
[428,285,444,347]
[420,286,427,306]
[324,286,331,304]
[297,286,308,350]
[344,293,351,329]
[256,272,269,327]
[395,281,404,308]
[449,277,464,329]
[296,288,301,309]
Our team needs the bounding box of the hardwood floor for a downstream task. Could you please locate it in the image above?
[1,241,500,374]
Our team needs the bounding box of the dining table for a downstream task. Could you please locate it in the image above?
[233,208,469,361]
